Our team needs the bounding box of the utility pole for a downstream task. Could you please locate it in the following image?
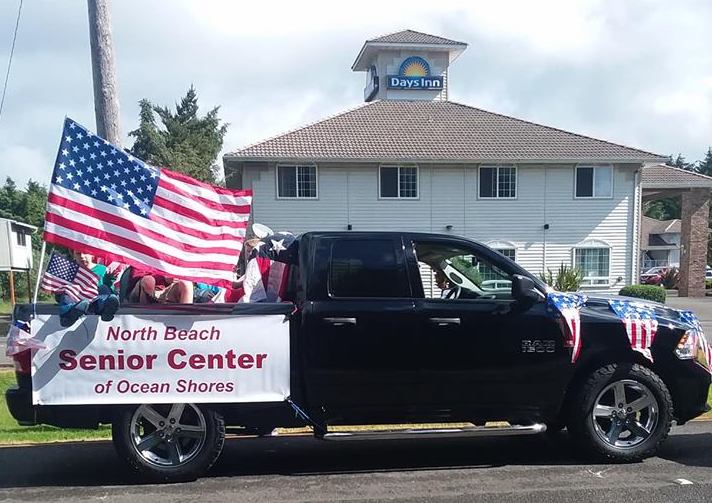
[87,0,121,145]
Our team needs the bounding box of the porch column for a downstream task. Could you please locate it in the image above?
[678,188,710,297]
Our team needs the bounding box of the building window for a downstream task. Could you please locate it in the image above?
[329,239,410,298]
[277,165,317,198]
[380,165,418,198]
[479,166,516,199]
[576,165,612,198]
[16,231,26,247]
[495,248,516,261]
[574,246,610,286]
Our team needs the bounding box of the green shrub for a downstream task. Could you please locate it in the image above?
[618,285,666,303]
[706,279,712,290]
[450,256,483,286]
[539,264,584,292]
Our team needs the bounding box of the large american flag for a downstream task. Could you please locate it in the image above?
[608,299,658,362]
[547,292,588,363]
[44,118,252,288]
[40,252,99,302]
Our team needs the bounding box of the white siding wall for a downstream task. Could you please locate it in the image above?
[243,162,639,292]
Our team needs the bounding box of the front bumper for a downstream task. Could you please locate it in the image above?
[662,361,711,424]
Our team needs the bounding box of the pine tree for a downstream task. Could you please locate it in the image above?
[128,87,228,184]
[697,147,712,177]
[668,153,695,171]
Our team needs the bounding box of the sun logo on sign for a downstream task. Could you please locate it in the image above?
[399,56,430,77]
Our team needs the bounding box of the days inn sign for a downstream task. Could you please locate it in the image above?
[387,56,443,90]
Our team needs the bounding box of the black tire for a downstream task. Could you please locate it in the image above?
[568,363,673,462]
[112,403,225,482]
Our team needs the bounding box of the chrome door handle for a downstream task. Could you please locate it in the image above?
[324,317,357,326]
[429,317,460,326]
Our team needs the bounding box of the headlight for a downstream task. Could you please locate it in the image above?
[675,330,711,370]
[675,331,695,359]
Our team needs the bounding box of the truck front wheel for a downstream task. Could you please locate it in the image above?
[568,363,673,462]
[112,403,225,482]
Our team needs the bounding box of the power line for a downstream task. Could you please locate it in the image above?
[0,0,23,123]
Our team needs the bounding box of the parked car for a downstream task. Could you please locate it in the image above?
[640,266,668,285]
[6,232,712,482]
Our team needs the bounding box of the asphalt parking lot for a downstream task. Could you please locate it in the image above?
[0,421,711,502]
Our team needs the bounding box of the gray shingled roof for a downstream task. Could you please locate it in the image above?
[642,215,681,235]
[226,100,666,163]
[642,164,712,188]
[368,29,466,46]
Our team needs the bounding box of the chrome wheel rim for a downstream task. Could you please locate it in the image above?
[592,379,658,449]
[130,404,206,467]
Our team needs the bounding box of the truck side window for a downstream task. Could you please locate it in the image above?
[414,241,514,300]
[329,239,409,298]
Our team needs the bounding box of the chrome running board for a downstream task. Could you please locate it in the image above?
[320,423,547,441]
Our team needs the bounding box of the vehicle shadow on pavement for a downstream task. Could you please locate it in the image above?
[657,431,712,468]
[1,430,710,488]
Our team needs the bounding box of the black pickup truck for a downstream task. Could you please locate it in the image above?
[6,231,711,481]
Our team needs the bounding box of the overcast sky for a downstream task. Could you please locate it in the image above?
[0,0,710,189]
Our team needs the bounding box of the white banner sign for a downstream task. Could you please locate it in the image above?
[31,314,290,405]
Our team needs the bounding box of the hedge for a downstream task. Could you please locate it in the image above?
[618,285,666,303]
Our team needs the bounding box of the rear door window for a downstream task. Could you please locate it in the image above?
[329,239,410,298]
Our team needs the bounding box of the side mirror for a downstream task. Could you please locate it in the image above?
[512,274,543,304]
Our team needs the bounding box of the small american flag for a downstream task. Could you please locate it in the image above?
[43,118,252,288]
[608,299,658,361]
[679,310,712,373]
[40,252,99,302]
[547,292,587,363]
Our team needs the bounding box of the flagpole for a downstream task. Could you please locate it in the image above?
[32,241,47,305]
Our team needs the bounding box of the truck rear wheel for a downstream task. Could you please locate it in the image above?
[568,363,673,462]
[112,403,225,482]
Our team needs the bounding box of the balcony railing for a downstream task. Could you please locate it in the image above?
[641,259,669,270]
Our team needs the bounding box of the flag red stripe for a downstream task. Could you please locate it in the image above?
[571,317,581,363]
[148,207,247,238]
[49,188,246,241]
[43,232,235,287]
[47,192,243,256]
[161,168,253,197]
[44,215,236,272]
[158,176,252,214]
[153,194,249,229]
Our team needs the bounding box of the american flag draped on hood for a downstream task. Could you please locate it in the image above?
[547,292,588,363]
[43,118,252,288]
[608,299,659,362]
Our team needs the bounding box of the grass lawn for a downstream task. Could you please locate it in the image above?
[0,300,12,316]
[0,370,710,445]
[0,370,110,444]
